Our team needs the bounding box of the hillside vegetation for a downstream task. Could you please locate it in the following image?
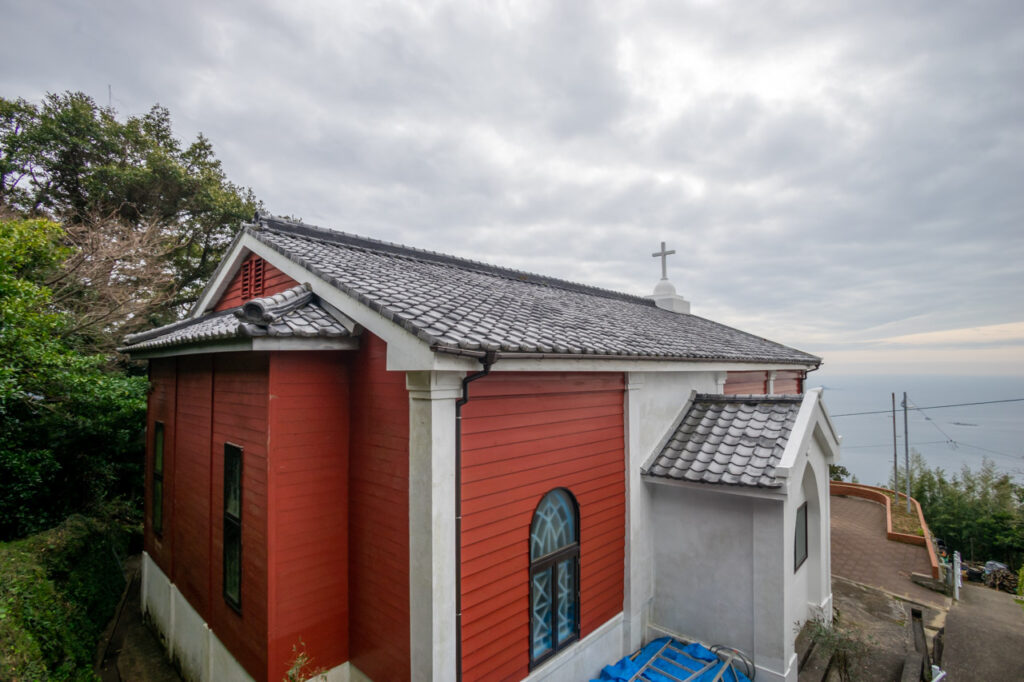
[0,515,128,680]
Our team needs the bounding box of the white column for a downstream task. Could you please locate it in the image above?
[407,370,463,682]
[622,372,650,652]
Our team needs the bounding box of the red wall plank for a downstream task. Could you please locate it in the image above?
[208,353,270,681]
[724,370,768,395]
[171,356,213,615]
[145,359,177,573]
[267,352,351,682]
[214,253,298,311]
[348,333,411,681]
[460,372,625,681]
[773,370,805,394]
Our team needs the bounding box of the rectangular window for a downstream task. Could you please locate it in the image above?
[152,422,165,536]
[795,502,808,571]
[223,443,243,611]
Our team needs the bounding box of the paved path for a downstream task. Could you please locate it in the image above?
[97,555,182,682]
[942,583,1024,680]
[830,495,948,610]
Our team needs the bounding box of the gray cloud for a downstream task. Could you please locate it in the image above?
[3,0,1023,372]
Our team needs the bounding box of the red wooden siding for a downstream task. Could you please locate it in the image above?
[348,333,411,681]
[724,370,804,395]
[723,370,768,395]
[773,370,804,394]
[171,356,215,616]
[459,373,626,681]
[214,253,298,311]
[145,359,177,573]
[208,353,270,680]
[267,353,351,682]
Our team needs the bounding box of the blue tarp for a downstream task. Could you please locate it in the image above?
[591,637,752,682]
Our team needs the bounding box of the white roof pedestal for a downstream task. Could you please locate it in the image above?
[646,278,691,314]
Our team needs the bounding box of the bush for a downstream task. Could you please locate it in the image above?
[0,515,127,681]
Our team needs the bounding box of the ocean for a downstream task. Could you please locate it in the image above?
[808,371,1024,486]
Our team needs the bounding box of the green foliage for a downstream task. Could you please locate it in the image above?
[283,638,326,682]
[0,215,147,539]
[890,451,1024,569]
[0,515,128,681]
[1,91,259,318]
[805,612,871,682]
[829,464,852,482]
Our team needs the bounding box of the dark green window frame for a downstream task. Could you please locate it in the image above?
[795,501,808,571]
[223,443,243,612]
[152,422,165,536]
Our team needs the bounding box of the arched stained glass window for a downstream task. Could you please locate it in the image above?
[529,488,579,668]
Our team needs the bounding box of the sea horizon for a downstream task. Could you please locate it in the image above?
[808,370,1024,487]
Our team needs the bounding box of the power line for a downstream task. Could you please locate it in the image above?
[831,397,1024,417]
[908,396,957,448]
[842,439,945,450]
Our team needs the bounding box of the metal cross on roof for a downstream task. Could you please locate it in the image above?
[652,241,676,280]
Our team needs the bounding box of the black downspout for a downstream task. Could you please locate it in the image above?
[455,351,495,682]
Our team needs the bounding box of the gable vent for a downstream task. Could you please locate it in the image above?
[241,257,265,300]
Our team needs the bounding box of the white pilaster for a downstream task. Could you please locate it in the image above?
[406,370,463,682]
[622,372,649,653]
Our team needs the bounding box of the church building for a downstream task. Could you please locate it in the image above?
[120,214,839,682]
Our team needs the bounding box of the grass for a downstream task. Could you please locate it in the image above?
[0,515,129,681]
[889,494,924,536]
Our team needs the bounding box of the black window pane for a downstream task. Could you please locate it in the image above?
[556,558,576,646]
[531,569,553,660]
[224,520,241,607]
[795,503,808,569]
[154,422,164,473]
[224,444,241,519]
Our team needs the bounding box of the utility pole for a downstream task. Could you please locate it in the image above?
[892,392,898,501]
[903,391,911,513]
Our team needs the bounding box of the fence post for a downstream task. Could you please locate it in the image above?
[952,551,961,601]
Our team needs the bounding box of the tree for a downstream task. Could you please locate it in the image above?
[0,92,259,329]
[890,451,1024,568]
[0,214,147,539]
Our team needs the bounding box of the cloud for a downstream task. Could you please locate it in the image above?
[2,0,1023,374]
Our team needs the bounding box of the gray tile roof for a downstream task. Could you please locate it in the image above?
[234,216,819,365]
[644,394,804,487]
[119,284,352,353]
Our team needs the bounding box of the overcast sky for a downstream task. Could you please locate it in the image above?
[4,1,1023,375]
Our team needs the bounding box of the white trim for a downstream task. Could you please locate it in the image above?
[127,336,358,359]
[642,475,788,501]
[193,242,252,317]
[774,388,840,480]
[486,358,818,374]
[252,337,359,352]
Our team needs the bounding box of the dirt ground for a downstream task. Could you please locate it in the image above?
[95,555,182,682]
[829,576,946,681]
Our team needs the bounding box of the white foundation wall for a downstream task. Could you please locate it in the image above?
[141,552,357,682]
[521,614,624,682]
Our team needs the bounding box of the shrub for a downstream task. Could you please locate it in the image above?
[0,515,127,680]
